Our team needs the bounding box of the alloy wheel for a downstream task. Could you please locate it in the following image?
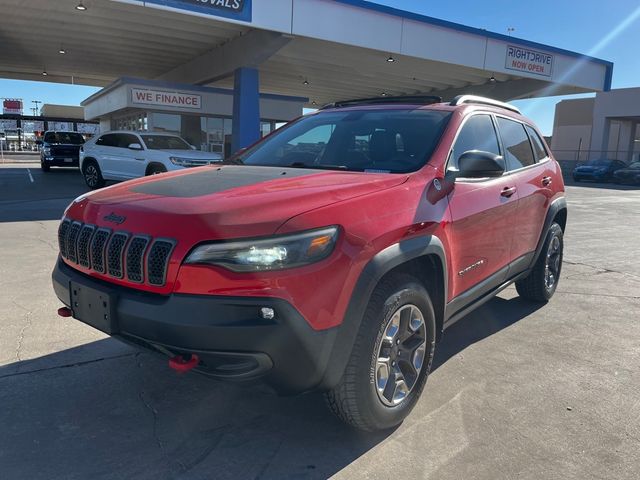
[545,234,562,290]
[85,165,98,187]
[375,304,427,407]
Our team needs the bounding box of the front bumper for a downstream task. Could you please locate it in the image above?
[42,155,80,167]
[52,259,338,394]
[614,175,640,184]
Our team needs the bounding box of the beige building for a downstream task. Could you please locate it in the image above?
[40,104,85,120]
[551,88,640,165]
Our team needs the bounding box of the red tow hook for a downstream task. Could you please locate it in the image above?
[169,354,200,373]
[57,306,72,318]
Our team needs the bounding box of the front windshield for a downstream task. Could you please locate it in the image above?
[233,109,451,173]
[44,132,84,144]
[141,135,191,150]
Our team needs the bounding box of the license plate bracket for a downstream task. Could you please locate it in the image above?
[70,282,117,334]
[63,158,73,162]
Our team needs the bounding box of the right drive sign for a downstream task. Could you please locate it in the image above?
[505,45,554,77]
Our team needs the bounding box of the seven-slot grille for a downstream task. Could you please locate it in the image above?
[57,218,175,286]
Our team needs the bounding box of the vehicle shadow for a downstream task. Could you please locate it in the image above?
[0,293,541,480]
[0,166,89,222]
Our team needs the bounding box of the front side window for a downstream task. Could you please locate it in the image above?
[232,109,451,173]
[497,117,535,170]
[141,135,192,150]
[96,134,118,147]
[449,114,500,169]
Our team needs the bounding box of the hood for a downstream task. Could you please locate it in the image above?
[575,165,606,173]
[160,149,222,160]
[66,165,408,240]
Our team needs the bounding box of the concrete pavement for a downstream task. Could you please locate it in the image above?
[0,164,638,479]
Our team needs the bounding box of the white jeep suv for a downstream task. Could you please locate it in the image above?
[80,131,223,189]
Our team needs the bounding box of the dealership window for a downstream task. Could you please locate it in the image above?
[261,121,276,138]
[151,113,180,135]
[112,113,147,132]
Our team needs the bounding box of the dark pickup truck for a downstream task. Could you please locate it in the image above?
[38,131,85,171]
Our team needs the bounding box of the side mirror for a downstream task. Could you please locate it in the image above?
[456,150,505,178]
[128,143,143,150]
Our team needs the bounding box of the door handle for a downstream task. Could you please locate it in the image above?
[542,176,552,186]
[501,186,517,198]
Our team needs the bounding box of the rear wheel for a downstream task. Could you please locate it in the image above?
[516,222,563,302]
[83,160,105,189]
[325,274,436,431]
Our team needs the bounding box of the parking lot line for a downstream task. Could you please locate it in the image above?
[26,168,34,183]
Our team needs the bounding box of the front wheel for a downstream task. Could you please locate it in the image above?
[516,222,563,302]
[83,160,105,189]
[325,274,436,431]
[146,164,167,175]
[40,159,50,172]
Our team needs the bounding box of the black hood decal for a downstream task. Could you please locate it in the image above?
[130,165,321,198]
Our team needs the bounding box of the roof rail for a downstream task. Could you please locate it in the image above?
[320,95,443,110]
[450,95,521,114]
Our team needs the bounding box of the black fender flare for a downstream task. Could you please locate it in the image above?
[318,235,447,390]
[529,196,567,269]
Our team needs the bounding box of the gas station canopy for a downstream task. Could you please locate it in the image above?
[1,0,613,107]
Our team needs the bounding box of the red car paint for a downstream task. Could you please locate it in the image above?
[59,102,565,332]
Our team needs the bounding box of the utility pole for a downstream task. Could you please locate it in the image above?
[32,100,42,116]
[507,27,515,36]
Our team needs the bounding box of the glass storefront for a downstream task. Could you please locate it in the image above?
[112,113,148,132]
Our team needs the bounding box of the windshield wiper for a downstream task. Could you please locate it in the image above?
[287,162,348,171]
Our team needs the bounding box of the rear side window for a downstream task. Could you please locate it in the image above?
[496,117,535,170]
[525,125,548,161]
[450,114,500,169]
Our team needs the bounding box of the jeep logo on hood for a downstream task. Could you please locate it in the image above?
[103,212,126,225]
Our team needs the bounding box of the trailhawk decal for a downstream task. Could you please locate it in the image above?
[458,259,486,277]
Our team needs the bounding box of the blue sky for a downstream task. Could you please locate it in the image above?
[1,0,639,134]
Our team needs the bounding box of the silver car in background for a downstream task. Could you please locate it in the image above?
[80,131,222,189]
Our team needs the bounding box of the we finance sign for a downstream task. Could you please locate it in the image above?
[505,45,554,77]
[142,0,252,22]
[132,88,202,109]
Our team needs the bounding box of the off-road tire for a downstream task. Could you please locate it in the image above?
[40,160,50,172]
[325,273,436,431]
[515,222,563,302]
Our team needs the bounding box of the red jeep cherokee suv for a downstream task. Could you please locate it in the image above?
[53,95,566,431]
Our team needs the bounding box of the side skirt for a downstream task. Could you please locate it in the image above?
[443,253,533,329]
